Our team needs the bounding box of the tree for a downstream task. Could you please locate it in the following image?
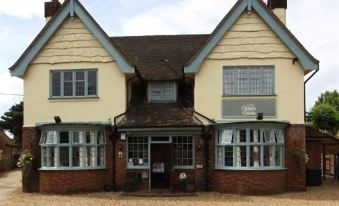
[308,103,338,134]
[314,90,339,110]
[0,102,23,145]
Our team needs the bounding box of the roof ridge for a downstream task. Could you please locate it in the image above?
[110,34,210,38]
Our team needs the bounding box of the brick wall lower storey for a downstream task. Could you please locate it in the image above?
[40,170,107,193]
[211,170,286,194]
[24,125,308,194]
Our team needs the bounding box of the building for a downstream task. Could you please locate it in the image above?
[0,130,19,171]
[10,0,320,194]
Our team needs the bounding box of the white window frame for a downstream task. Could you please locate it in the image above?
[215,126,285,170]
[50,69,98,98]
[148,81,177,102]
[40,128,106,170]
[223,66,275,96]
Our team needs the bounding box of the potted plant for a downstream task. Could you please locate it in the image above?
[179,172,195,193]
[291,150,309,168]
[17,150,34,192]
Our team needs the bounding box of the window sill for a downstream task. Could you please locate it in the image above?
[39,167,107,171]
[214,167,287,171]
[126,167,149,170]
[173,166,195,170]
[222,94,277,97]
[48,96,99,101]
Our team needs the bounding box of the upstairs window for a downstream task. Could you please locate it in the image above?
[148,81,176,102]
[223,66,274,96]
[50,69,97,98]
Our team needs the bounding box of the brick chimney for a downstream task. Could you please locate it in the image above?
[45,0,62,23]
[267,0,287,25]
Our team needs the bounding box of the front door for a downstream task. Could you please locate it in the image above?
[151,144,171,189]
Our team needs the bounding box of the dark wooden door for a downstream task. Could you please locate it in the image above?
[151,144,171,189]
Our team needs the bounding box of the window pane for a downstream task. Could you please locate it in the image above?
[224,146,233,166]
[88,71,97,95]
[264,129,275,143]
[264,145,273,167]
[216,147,223,167]
[262,67,274,95]
[127,136,149,167]
[250,146,261,167]
[51,71,61,96]
[97,146,105,167]
[85,131,95,144]
[75,71,85,96]
[236,146,247,167]
[149,81,175,102]
[48,147,56,167]
[86,146,95,166]
[41,147,47,167]
[63,71,73,96]
[220,129,233,144]
[72,146,80,167]
[249,67,261,94]
[46,131,57,144]
[40,132,47,145]
[60,131,69,144]
[73,132,79,143]
[237,67,248,94]
[236,129,247,143]
[223,68,235,95]
[60,147,70,167]
[275,129,284,143]
[173,136,193,167]
[275,146,282,167]
[250,129,260,143]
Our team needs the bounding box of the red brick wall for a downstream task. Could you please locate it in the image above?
[40,170,107,193]
[285,125,306,191]
[306,141,322,170]
[211,170,286,194]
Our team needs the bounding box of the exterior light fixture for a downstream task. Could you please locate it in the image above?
[54,116,61,124]
[256,113,263,120]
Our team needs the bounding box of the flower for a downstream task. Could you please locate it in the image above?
[17,150,34,168]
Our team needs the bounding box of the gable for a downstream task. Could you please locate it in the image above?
[184,0,319,73]
[207,12,295,60]
[10,0,134,77]
[32,17,113,64]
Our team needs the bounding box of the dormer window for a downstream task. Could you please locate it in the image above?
[148,81,177,102]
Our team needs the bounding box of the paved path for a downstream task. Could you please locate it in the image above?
[0,170,21,201]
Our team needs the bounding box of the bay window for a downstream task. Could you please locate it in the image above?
[216,126,284,169]
[40,129,106,169]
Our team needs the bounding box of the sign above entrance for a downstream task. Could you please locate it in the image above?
[222,99,276,118]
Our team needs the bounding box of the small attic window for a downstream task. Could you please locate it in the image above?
[148,81,177,102]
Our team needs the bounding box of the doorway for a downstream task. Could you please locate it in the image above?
[151,144,171,189]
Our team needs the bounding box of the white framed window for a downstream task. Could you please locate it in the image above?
[173,136,194,168]
[148,81,176,102]
[223,66,275,96]
[127,136,149,168]
[40,129,106,169]
[216,127,284,169]
[50,69,97,98]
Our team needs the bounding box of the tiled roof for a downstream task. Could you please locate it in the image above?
[0,131,15,146]
[116,103,202,128]
[111,35,209,80]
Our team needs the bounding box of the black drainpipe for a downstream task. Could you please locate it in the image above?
[304,68,319,122]
[203,126,210,191]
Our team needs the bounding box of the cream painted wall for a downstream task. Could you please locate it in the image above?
[32,17,113,64]
[23,16,126,127]
[24,62,126,127]
[195,12,305,124]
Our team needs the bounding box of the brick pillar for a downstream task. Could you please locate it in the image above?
[285,124,306,191]
[104,128,114,190]
[22,127,40,192]
[194,134,205,191]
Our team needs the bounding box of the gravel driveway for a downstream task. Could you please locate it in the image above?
[1,170,339,206]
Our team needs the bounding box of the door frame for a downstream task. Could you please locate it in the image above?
[149,136,172,191]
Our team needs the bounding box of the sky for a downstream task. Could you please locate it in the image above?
[0,0,338,120]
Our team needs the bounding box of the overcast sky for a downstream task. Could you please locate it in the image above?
[0,0,338,119]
